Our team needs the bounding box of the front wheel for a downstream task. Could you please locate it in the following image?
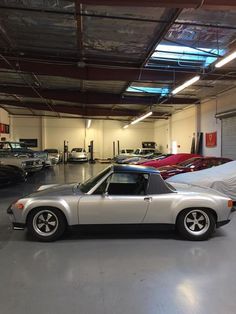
[27,207,66,242]
[176,208,216,241]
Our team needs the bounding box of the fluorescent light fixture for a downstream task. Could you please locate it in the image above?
[123,124,129,129]
[131,111,153,125]
[172,75,200,95]
[86,119,91,129]
[215,51,236,68]
[126,86,169,96]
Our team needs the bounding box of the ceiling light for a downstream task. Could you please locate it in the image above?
[123,124,129,129]
[86,119,91,129]
[215,51,236,68]
[131,111,153,125]
[171,75,200,95]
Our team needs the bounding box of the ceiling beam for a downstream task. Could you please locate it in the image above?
[76,0,236,10]
[0,86,199,105]
[0,58,194,82]
[0,100,170,117]
[1,58,235,82]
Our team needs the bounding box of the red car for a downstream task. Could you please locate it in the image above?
[140,153,201,168]
[157,156,232,180]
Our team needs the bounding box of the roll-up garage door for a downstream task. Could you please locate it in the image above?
[222,116,236,159]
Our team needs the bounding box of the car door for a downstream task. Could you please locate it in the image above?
[78,172,150,224]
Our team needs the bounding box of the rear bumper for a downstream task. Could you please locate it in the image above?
[216,220,230,228]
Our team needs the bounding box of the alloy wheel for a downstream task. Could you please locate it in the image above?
[184,209,210,236]
[33,210,59,237]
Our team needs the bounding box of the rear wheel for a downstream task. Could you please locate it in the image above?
[176,208,216,241]
[27,207,66,242]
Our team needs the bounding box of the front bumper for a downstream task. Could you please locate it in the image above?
[7,206,25,230]
[69,157,88,161]
[24,165,43,172]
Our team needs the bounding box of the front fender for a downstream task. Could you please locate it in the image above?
[13,197,78,226]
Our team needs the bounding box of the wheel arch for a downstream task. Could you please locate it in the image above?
[26,206,68,226]
[175,207,218,224]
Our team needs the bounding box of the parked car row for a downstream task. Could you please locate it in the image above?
[113,151,235,200]
[0,141,62,187]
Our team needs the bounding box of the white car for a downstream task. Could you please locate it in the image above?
[68,148,88,162]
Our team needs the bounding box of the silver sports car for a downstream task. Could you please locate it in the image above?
[7,165,234,242]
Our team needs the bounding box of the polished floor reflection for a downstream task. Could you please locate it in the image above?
[0,163,236,314]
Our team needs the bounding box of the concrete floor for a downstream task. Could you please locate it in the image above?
[0,163,236,314]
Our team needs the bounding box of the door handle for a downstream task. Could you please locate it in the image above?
[144,196,152,202]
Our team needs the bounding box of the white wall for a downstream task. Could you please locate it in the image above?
[154,106,196,154]
[11,116,42,149]
[11,116,154,159]
[171,106,196,153]
[0,108,10,140]
[154,119,169,153]
[10,87,236,158]
[200,87,236,157]
[102,120,154,158]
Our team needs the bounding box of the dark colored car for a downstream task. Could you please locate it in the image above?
[158,157,232,180]
[0,164,26,187]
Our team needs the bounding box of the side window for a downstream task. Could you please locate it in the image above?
[107,173,148,195]
[93,173,149,196]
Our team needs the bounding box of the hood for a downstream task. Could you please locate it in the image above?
[29,183,83,197]
[170,182,229,198]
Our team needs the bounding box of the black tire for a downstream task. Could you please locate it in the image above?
[27,207,66,242]
[176,208,216,241]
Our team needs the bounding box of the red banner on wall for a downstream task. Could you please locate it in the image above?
[206,131,217,147]
[0,123,4,133]
[0,123,10,134]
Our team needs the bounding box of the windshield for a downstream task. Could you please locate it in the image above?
[72,148,84,152]
[13,142,27,148]
[80,167,111,193]
[178,157,200,167]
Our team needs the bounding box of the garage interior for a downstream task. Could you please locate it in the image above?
[0,1,236,313]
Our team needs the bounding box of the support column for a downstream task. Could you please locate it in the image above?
[167,117,172,154]
[41,117,46,150]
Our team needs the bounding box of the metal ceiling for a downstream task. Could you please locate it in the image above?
[0,0,235,121]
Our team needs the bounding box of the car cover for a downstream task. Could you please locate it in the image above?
[167,160,236,200]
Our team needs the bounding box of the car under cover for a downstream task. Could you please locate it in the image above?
[167,160,236,201]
